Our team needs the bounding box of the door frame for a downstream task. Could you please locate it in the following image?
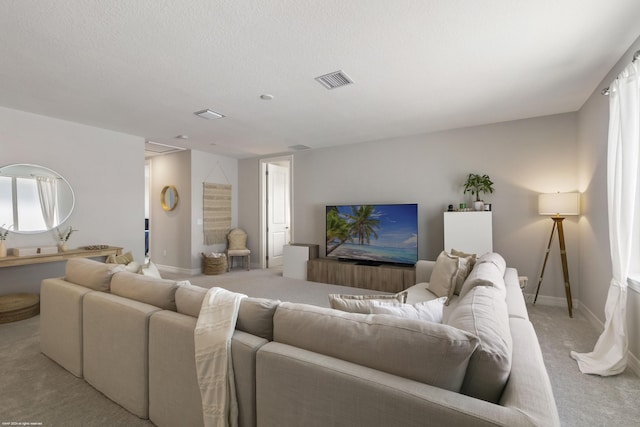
[259,155,293,269]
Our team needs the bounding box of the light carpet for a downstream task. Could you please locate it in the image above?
[1,267,639,426]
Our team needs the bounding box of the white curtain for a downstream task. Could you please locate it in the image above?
[36,176,58,230]
[570,59,640,375]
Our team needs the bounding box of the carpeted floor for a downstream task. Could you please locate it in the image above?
[1,267,638,426]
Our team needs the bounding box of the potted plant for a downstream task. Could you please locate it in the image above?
[463,173,494,211]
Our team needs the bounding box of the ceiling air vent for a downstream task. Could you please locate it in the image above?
[315,70,353,89]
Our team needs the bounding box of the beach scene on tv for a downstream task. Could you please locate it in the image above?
[326,204,418,265]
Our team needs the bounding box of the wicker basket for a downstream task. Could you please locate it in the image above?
[201,253,227,275]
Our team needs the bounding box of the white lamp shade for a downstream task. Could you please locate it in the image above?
[538,192,580,216]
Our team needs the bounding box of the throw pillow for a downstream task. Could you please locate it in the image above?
[328,291,408,314]
[451,248,477,267]
[124,260,142,273]
[105,251,134,265]
[427,251,459,302]
[370,297,447,323]
[141,260,162,279]
[451,254,474,297]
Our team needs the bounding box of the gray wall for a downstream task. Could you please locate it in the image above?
[0,106,144,294]
[149,150,192,271]
[577,35,640,363]
[239,113,580,303]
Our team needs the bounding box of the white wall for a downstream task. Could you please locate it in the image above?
[0,106,144,294]
[577,35,640,363]
[239,113,580,302]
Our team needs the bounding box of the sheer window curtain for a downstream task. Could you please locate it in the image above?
[36,176,58,230]
[570,59,640,375]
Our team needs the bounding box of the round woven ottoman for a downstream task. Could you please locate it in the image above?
[0,293,40,323]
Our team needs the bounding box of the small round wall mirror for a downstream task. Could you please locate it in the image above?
[0,163,75,233]
[161,185,178,211]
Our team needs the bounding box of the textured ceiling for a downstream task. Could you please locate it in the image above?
[2,1,640,158]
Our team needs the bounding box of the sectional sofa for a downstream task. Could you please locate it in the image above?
[39,254,560,427]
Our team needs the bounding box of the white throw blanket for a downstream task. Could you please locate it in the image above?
[195,287,247,427]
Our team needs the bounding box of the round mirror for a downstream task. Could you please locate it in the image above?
[161,185,178,211]
[0,163,76,233]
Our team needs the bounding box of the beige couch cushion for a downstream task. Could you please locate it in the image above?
[447,285,512,403]
[237,297,280,341]
[64,258,125,292]
[110,271,178,311]
[175,282,208,316]
[476,252,507,275]
[328,291,407,314]
[459,260,506,299]
[175,282,279,340]
[273,302,478,392]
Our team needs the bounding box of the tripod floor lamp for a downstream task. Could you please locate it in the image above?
[534,192,580,317]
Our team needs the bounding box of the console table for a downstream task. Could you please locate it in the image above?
[307,258,416,293]
[0,246,122,268]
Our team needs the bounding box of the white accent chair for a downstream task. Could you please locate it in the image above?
[226,228,251,271]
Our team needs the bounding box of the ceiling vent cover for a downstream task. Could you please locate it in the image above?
[315,70,353,89]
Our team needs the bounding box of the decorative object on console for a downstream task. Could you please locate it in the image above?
[56,225,77,252]
[534,192,580,317]
[463,173,494,211]
[0,224,9,258]
[81,244,110,250]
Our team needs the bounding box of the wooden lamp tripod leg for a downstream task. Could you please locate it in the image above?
[534,220,557,305]
[556,218,573,317]
[534,217,573,317]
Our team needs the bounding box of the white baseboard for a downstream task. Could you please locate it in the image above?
[530,294,640,377]
[156,264,200,276]
[523,293,579,309]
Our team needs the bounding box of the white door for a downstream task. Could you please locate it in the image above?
[266,163,290,267]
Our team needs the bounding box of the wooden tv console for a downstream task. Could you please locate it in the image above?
[306,258,416,293]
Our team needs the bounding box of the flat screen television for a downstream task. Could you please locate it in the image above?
[325,203,418,266]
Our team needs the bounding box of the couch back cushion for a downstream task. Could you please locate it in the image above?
[273,302,478,392]
[175,282,208,316]
[237,297,280,341]
[110,271,179,311]
[65,258,125,292]
[458,260,506,299]
[446,285,512,403]
[175,283,279,340]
